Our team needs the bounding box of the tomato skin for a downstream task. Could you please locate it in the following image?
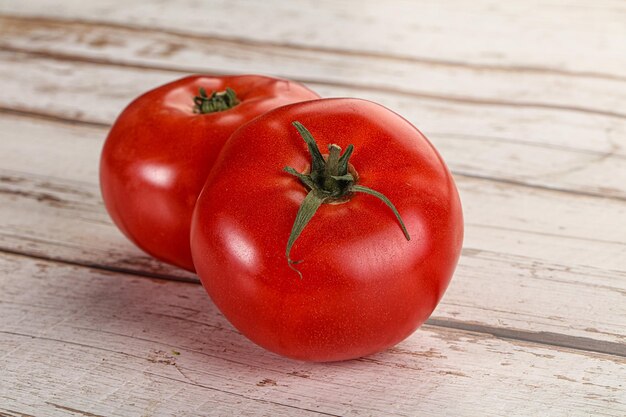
[191,98,463,362]
[100,75,320,271]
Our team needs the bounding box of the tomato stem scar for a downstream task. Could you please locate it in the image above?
[193,87,240,113]
[284,121,410,277]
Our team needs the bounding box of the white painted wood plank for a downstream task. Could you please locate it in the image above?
[0,2,623,414]
[1,0,625,78]
[1,15,625,123]
[1,14,624,156]
[1,113,624,347]
[1,50,625,200]
[0,252,624,417]
[0,114,196,282]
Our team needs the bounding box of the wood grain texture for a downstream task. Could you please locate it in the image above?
[1,0,625,78]
[0,2,625,414]
[0,48,624,201]
[0,252,624,417]
[2,14,626,120]
[0,13,624,146]
[0,113,196,283]
[1,113,624,349]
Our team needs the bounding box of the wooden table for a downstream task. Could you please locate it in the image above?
[0,2,625,416]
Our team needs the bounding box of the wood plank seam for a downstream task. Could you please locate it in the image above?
[1,250,624,414]
[1,246,624,359]
[0,410,38,417]
[3,105,625,204]
[0,106,110,128]
[8,104,624,160]
[0,4,624,415]
[2,102,624,348]
[2,45,625,121]
[426,319,626,358]
[0,245,199,284]
[1,13,624,83]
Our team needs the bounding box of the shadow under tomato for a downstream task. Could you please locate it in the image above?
[63,266,458,414]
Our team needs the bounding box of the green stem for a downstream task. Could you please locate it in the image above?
[292,121,325,175]
[352,185,411,241]
[285,190,327,279]
[284,121,410,278]
[337,144,354,175]
[323,144,342,191]
[193,87,240,113]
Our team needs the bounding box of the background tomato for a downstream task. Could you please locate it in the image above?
[191,98,464,361]
[100,75,320,271]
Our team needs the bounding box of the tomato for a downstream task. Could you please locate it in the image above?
[191,98,463,361]
[100,75,320,271]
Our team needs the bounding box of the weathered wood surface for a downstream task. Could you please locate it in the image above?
[1,112,625,351]
[2,0,626,77]
[0,1,625,415]
[1,18,625,200]
[0,253,624,417]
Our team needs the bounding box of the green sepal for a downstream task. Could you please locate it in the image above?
[285,190,327,279]
[284,121,411,277]
[352,185,411,241]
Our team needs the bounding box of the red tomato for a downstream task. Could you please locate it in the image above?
[191,98,463,361]
[100,75,319,271]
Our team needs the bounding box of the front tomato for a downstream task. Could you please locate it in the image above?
[100,75,319,271]
[191,98,463,362]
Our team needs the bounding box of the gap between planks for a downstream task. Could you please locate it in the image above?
[0,13,625,84]
[1,44,625,122]
[0,250,624,416]
[2,87,626,204]
[2,14,624,154]
[0,61,621,352]
[2,19,625,198]
[1,246,624,360]
[3,149,625,346]
[0,8,620,360]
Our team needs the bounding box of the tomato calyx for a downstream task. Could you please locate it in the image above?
[284,121,411,278]
[193,87,240,113]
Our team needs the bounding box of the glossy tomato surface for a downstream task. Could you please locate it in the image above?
[100,75,319,271]
[191,98,463,362]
